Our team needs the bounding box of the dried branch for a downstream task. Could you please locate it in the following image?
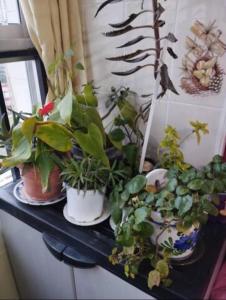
[109,10,152,28]
[112,64,155,76]
[103,22,165,37]
[95,0,123,17]
[152,0,161,78]
[124,53,151,63]
[106,48,160,61]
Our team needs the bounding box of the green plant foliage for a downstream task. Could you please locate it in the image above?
[73,123,109,167]
[76,83,98,107]
[126,175,147,194]
[35,122,73,152]
[57,81,73,125]
[109,154,226,290]
[190,121,209,144]
[2,125,32,167]
[61,157,127,192]
[159,121,209,170]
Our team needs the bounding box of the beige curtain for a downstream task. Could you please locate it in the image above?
[19,0,87,100]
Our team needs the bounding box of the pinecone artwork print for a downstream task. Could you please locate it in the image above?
[181,20,226,95]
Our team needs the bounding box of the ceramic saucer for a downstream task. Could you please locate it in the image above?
[63,203,110,226]
[13,180,66,206]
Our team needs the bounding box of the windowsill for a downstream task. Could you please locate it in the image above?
[0,181,225,300]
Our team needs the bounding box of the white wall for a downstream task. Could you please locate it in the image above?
[79,0,226,167]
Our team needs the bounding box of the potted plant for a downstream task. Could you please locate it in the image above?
[109,121,226,289]
[0,104,73,201]
[61,156,128,223]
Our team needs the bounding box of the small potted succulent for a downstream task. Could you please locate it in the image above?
[61,156,128,223]
[109,121,226,289]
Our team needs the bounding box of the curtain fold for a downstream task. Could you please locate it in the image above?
[19,0,87,100]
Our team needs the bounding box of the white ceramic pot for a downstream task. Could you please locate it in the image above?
[150,211,199,260]
[66,186,105,222]
[146,169,199,260]
[146,168,168,187]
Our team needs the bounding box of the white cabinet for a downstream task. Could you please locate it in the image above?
[73,267,155,300]
[0,211,76,300]
[0,210,155,300]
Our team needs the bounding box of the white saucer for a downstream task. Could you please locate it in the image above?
[63,203,110,226]
[13,180,66,206]
[109,217,117,230]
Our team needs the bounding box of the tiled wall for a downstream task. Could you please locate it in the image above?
[79,0,226,167]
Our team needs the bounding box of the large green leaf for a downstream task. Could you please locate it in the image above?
[2,125,32,167]
[176,186,189,196]
[76,83,98,107]
[21,117,36,142]
[71,102,105,143]
[109,128,125,142]
[118,99,137,129]
[126,175,147,194]
[174,195,193,216]
[134,207,148,224]
[167,178,178,192]
[122,143,138,167]
[73,123,109,167]
[188,179,203,191]
[57,81,73,125]
[36,151,55,192]
[35,122,73,152]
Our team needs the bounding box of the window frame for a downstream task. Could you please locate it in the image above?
[0,49,48,181]
[0,1,32,52]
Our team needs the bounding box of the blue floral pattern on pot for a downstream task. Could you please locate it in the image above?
[174,230,199,252]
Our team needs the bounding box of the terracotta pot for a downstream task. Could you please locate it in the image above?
[21,164,62,201]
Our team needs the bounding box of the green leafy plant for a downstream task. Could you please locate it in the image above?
[109,118,224,290]
[158,121,209,170]
[109,174,171,289]
[109,153,224,289]
[61,157,128,192]
[1,108,73,191]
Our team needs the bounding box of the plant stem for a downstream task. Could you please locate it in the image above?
[101,103,117,120]
[155,224,171,258]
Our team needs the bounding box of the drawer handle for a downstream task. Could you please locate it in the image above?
[43,233,96,268]
[63,246,96,269]
[43,233,66,261]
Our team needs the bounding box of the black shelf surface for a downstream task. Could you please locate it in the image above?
[0,181,225,300]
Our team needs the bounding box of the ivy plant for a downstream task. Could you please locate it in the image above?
[110,152,225,289]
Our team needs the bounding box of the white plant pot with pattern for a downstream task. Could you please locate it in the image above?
[146,169,199,260]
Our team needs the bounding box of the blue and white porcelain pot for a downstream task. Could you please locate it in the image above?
[150,211,199,260]
[146,169,199,260]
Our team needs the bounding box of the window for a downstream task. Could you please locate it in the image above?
[0,2,47,185]
[0,0,32,52]
[0,0,20,24]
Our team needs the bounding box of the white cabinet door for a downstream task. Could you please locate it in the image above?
[73,266,155,300]
[0,211,76,300]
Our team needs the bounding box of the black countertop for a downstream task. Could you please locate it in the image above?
[0,181,225,300]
